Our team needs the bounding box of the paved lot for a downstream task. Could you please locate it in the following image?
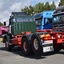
[0,42,64,64]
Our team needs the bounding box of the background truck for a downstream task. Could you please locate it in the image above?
[38,6,64,52]
[51,6,64,51]
[3,12,54,55]
[0,26,8,36]
[34,10,54,30]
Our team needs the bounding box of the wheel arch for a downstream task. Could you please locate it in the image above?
[22,34,32,44]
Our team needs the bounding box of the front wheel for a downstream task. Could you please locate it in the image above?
[31,35,42,55]
[5,42,12,51]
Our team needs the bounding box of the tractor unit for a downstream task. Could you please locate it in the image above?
[3,12,54,55]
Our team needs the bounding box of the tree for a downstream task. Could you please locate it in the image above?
[50,1,56,10]
[34,3,44,13]
[44,2,51,10]
[21,6,29,14]
[58,0,64,6]
[21,3,45,14]
[0,22,3,26]
[29,5,34,15]
[21,2,56,14]
[61,0,64,5]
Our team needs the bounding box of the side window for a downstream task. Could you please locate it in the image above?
[48,18,52,23]
[44,18,52,25]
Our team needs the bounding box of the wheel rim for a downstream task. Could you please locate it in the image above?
[23,42,28,52]
[33,39,39,50]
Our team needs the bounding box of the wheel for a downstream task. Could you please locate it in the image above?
[31,35,42,55]
[22,38,32,55]
[2,35,7,43]
[5,42,12,51]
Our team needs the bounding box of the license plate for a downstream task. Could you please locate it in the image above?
[43,46,54,53]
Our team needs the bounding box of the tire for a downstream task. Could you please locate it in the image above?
[22,38,32,55]
[31,35,42,55]
[2,35,7,43]
[5,42,12,51]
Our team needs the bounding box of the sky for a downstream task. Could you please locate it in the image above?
[0,0,60,25]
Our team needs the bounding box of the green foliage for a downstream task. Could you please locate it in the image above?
[21,1,56,14]
[50,1,56,10]
[0,22,3,26]
[59,0,64,6]
[29,5,34,14]
[44,2,51,10]
[61,0,64,5]
[34,3,45,13]
[22,6,29,13]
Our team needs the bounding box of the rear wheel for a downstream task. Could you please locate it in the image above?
[31,35,42,55]
[22,38,32,55]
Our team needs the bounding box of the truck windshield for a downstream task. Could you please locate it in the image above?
[53,15,64,23]
[35,17,42,26]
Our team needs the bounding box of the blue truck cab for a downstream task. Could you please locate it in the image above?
[34,10,55,30]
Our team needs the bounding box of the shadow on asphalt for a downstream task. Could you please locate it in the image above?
[0,47,64,59]
[56,50,64,55]
[0,47,46,59]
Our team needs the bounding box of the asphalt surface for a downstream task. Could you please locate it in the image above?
[0,42,64,64]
